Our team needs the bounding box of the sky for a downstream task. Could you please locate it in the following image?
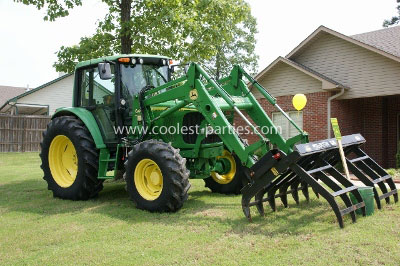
[0,0,397,88]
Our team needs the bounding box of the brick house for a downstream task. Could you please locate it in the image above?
[245,25,400,168]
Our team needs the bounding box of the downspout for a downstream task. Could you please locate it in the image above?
[327,87,345,138]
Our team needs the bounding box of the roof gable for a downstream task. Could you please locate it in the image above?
[254,57,344,90]
[287,26,400,64]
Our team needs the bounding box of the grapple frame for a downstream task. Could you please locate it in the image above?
[241,134,398,228]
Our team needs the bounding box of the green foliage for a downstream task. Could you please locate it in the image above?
[18,0,258,75]
[202,3,259,79]
[386,168,399,179]
[14,0,82,21]
[383,0,400,27]
[53,31,116,71]
[397,141,400,168]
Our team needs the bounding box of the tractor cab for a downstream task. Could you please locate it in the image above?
[73,55,172,144]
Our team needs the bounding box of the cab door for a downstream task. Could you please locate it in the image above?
[79,65,118,144]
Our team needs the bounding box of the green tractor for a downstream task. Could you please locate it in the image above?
[40,54,398,227]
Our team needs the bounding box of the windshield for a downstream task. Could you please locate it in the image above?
[121,64,169,96]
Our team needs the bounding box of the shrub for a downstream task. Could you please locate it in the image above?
[397,141,400,169]
[387,168,397,176]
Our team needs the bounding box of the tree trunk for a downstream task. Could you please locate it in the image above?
[215,49,221,80]
[120,0,132,54]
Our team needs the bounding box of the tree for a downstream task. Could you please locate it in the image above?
[14,0,82,21]
[202,13,258,79]
[15,0,258,76]
[383,0,400,27]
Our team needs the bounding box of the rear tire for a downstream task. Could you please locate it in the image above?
[124,140,190,212]
[204,152,246,195]
[40,116,103,200]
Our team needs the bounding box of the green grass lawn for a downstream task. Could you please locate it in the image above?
[1,152,400,265]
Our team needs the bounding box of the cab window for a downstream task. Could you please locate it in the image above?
[79,65,117,142]
[80,66,115,107]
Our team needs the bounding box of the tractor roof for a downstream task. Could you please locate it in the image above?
[75,54,170,69]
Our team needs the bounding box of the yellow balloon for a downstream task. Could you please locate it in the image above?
[292,94,307,111]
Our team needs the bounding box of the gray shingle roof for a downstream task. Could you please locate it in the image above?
[286,58,349,89]
[0,86,26,108]
[351,25,400,58]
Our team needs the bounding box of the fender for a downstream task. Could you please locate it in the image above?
[53,107,106,149]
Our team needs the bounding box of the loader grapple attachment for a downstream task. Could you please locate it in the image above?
[241,134,398,228]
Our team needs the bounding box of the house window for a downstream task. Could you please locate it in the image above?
[272,111,303,139]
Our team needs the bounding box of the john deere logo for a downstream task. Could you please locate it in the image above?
[190,89,198,100]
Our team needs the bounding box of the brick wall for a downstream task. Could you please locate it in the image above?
[387,95,400,168]
[234,91,333,144]
[332,95,400,168]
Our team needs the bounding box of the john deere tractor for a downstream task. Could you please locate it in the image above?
[40,54,398,227]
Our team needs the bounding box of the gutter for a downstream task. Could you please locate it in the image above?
[0,95,18,113]
[327,87,345,138]
[0,100,9,112]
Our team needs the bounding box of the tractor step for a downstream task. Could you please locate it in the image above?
[97,148,119,179]
[241,134,397,228]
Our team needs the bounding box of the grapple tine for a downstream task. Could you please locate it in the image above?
[241,196,252,222]
[267,175,289,211]
[312,187,320,199]
[254,189,265,216]
[268,190,277,211]
[240,150,285,220]
[291,181,300,205]
[241,151,301,219]
[301,181,310,202]
[279,186,289,208]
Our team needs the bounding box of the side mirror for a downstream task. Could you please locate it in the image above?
[98,63,112,80]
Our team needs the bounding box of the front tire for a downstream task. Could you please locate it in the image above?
[40,116,103,200]
[124,140,191,212]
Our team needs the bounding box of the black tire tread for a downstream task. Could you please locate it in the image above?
[123,140,190,212]
[40,116,103,200]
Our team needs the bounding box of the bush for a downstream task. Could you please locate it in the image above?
[397,141,400,169]
[387,168,397,176]
[387,168,400,181]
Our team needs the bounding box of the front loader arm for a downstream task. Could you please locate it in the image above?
[133,62,308,168]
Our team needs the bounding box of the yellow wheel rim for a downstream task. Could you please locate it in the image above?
[48,135,78,188]
[211,150,237,184]
[134,159,163,201]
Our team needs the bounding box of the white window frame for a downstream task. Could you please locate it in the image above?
[272,111,303,139]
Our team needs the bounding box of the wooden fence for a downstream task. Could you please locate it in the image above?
[0,114,51,152]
